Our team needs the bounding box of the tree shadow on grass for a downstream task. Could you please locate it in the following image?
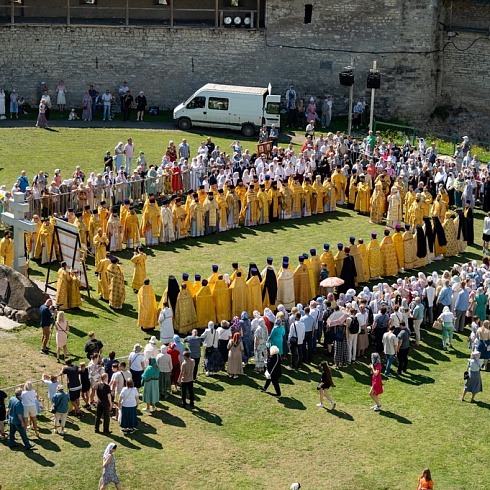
[191,407,223,426]
[276,396,306,410]
[378,410,412,424]
[63,433,91,448]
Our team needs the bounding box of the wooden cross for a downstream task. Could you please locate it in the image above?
[1,192,38,273]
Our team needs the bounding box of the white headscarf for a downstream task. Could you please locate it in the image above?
[103,442,116,461]
[264,308,275,323]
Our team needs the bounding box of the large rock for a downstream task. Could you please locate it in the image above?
[0,266,49,322]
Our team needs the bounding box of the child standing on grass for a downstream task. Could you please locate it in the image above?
[79,362,90,409]
[316,361,336,409]
[369,352,383,411]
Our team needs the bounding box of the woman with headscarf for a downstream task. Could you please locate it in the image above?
[141,356,159,412]
[438,306,455,350]
[118,378,139,434]
[369,352,383,411]
[260,345,282,397]
[114,142,124,173]
[99,443,121,489]
[160,275,180,315]
[268,313,286,357]
[201,321,223,376]
[254,318,269,372]
[167,342,182,392]
[473,287,487,322]
[263,308,275,334]
[239,311,253,363]
[332,311,348,369]
[461,350,483,402]
[227,332,244,378]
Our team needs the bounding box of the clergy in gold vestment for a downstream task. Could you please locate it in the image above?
[280,182,293,219]
[93,228,109,269]
[195,279,217,328]
[386,188,402,229]
[421,189,433,218]
[357,239,370,282]
[130,247,147,292]
[277,261,295,310]
[120,201,130,233]
[68,270,82,309]
[310,249,322,297]
[212,276,232,323]
[347,172,358,209]
[208,265,221,293]
[75,213,89,248]
[89,212,102,254]
[369,181,385,224]
[431,194,447,222]
[367,233,383,279]
[98,203,109,234]
[380,230,399,277]
[331,167,347,205]
[443,211,459,257]
[140,199,161,246]
[181,273,195,297]
[174,283,198,334]
[137,279,158,330]
[402,224,417,270]
[124,207,140,249]
[26,215,42,259]
[56,262,71,311]
[257,185,271,224]
[290,179,304,219]
[293,257,312,306]
[226,187,240,229]
[348,238,365,284]
[312,175,325,214]
[229,272,250,319]
[323,177,336,212]
[106,212,123,252]
[354,176,370,215]
[404,187,416,223]
[333,244,345,278]
[247,269,263,316]
[302,254,316,298]
[320,244,336,278]
[0,233,14,268]
[204,193,219,235]
[392,225,405,272]
[107,257,126,310]
[217,190,229,231]
[188,194,205,238]
[408,195,424,228]
[96,253,111,300]
[302,177,315,217]
[240,185,260,226]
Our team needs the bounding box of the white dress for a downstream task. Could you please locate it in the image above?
[0,92,5,116]
[57,88,66,105]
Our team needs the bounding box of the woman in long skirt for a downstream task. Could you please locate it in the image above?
[99,443,122,490]
[36,99,49,128]
[461,351,483,402]
[82,91,92,121]
[141,357,160,412]
[254,319,268,372]
[118,378,139,434]
[333,324,348,368]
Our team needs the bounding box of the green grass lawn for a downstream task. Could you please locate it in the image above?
[0,127,487,490]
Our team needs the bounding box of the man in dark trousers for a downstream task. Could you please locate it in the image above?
[95,373,112,434]
[178,350,195,408]
[84,331,103,360]
[39,298,54,355]
[396,321,410,375]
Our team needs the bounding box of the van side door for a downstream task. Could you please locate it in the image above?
[206,96,231,126]
[264,95,281,128]
[185,96,208,126]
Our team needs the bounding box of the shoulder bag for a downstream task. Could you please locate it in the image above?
[265,355,279,380]
[289,323,298,346]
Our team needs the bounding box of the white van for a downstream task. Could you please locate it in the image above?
[173,83,281,137]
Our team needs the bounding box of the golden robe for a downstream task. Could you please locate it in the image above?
[226,191,240,226]
[93,233,109,268]
[96,257,111,300]
[370,182,385,223]
[303,258,316,298]
[229,275,250,319]
[140,204,161,239]
[408,200,424,228]
[267,187,281,219]
[107,263,126,309]
[34,222,54,262]
[174,288,198,334]
[76,218,88,248]
[137,284,158,329]
[348,176,358,206]
[192,281,202,299]
[312,178,325,214]
[293,264,312,306]
[443,214,459,257]
[204,197,219,227]
[290,182,304,215]
[56,268,71,311]
[217,195,228,229]
[120,205,130,232]
[331,170,347,204]
[323,179,336,211]
[280,185,293,217]
[302,182,316,215]
[208,272,220,293]
[106,216,123,252]
[392,231,405,270]
[124,213,140,246]
[240,189,260,224]
[277,267,295,310]
[310,255,322,296]
[195,284,217,328]
[404,191,416,222]
[319,250,336,278]
[89,215,102,250]
[355,182,371,213]
[188,200,205,235]
[0,237,14,268]
[82,209,92,231]
[431,199,447,222]
[367,239,383,278]
[230,268,245,283]
[421,192,432,218]
[357,242,370,282]
[349,243,365,284]
[257,190,271,223]
[334,250,345,278]
[212,279,232,323]
[380,236,398,277]
[131,253,147,291]
[402,230,417,270]
[173,205,188,239]
[69,275,82,309]
[98,206,109,233]
[247,275,263,316]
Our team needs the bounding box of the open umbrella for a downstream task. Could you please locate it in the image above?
[320,277,345,288]
[327,310,350,327]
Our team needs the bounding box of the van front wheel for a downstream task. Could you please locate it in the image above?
[241,124,255,138]
[178,118,192,131]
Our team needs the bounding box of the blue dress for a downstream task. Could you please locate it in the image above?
[268,325,285,355]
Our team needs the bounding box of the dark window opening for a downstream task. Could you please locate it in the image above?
[304,4,312,24]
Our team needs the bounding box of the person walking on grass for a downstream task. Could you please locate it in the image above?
[95,373,112,434]
[99,443,122,490]
[260,345,282,397]
[369,352,383,411]
[178,350,195,409]
[461,350,483,403]
[316,360,336,409]
[52,384,69,436]
[6,388,36,450]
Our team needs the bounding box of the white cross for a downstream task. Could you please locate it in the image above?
[1,192,38,273]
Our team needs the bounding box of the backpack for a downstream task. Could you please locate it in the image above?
[86,339,100,359]
[348,316,360,335]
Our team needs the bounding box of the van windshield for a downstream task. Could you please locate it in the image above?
[266,102,280,115]
[186,96,206,109]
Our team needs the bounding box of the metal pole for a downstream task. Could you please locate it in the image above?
[11,0,14,26]
[369,60,377,132]
[256,0,260,28]
[67,0,70,26]
[215,0,219,27]
[126,0,129,26]
[348,84,353,136]
[170,0,174,27]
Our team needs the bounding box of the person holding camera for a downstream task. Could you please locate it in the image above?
[39,298,55,355]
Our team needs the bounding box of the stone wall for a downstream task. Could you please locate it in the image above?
[0,0,487,138]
